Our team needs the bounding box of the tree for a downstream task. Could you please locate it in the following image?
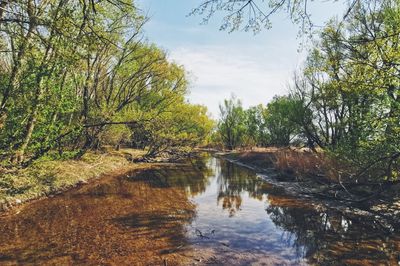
[244,104,268,146]
[144,103,214,157]
[288,0,400,180]
[263,96,302,146]
[217,95,246,150]
[191,0,361,34]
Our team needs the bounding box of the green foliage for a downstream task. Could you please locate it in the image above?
[144,103,214,157]
[217,96,247,150]
[243,105,268,146]
[215,96,302,149]
[289,1,400,180]
[0,0,213,164]
[263,96,302,147]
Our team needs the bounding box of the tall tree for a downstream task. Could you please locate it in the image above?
[218,95,246,150]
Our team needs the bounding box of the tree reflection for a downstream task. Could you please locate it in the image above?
[215,159,266,216]
[266,196,400,265]
[128,154,214,196]
[128,155,400,264]
[211,158,400,264]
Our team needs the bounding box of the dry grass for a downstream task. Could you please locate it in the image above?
[273,149,324,179]
[0,148,147,211]
[272,148,349,182]
[223,147,343,182]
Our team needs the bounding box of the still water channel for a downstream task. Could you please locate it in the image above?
[0,154,399,265]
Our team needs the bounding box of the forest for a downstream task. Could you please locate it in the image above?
[0,0,214,166]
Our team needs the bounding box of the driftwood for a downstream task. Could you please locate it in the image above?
[195,229,210,239]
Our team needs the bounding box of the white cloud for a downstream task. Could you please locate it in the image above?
[169,45,305,117]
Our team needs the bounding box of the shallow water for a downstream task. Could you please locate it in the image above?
[0,154,399,265]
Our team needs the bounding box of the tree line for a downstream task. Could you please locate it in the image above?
[214,95,300,150]
[0,0,214,165]
[215,0,399,181]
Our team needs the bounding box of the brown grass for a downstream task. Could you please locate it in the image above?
[0,148,147,211]
[273,149,331,180]
[223,147,344,182]
[273,148,355,182]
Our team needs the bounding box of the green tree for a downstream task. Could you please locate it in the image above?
[263,96,302,147]
[289,0,400,180]
[217,95,246,150]
[244,104,268,146]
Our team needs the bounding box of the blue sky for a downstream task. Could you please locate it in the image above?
[136,0,346,117]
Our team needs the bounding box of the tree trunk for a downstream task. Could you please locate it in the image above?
[0,0,35,130]
[12,103,39,163]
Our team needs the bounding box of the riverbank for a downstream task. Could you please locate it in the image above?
[217,148,400,199]
[216,149,400,229]
[215,147,336,180]
[0,148,151,212]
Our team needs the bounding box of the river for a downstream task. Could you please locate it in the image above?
[0,154,399,265]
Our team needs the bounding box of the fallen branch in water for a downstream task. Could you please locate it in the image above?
[195,229,210,239]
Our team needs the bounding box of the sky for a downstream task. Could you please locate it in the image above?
[136,0,346,117]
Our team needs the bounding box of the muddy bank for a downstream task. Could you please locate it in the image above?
[216,151,400,231]
[0,149,153,212]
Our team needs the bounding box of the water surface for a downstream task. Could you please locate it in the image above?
[0,154,399,265]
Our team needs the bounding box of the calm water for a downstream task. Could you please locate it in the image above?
[0,154,399,265]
